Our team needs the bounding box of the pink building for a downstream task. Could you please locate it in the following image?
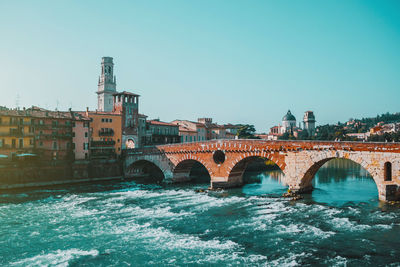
[71,112,91,160]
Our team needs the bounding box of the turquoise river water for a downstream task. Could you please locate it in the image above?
[1,159,400,266]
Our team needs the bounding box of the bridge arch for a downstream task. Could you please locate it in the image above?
[173,158,212,184]
[126,159,166,182]
[297,156,379,195]
[227,154,286,187]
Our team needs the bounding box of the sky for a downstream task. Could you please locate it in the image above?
[0,0,399,132]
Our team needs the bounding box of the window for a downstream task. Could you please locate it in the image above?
[29,139,34,145]
[19,139,23,148]
[85,132,88,138]
[39,120,44,125]
[110,119,112,123]
[102,118,105,122]
[19,118,23,125]
[12,139,16,148]
[53,141,57,150]
[384,162,392,181]
[0,139,3,147]
[84,122,89,128]
[72,143,75,149]
[72,132,75,137]
[39,141,43,147]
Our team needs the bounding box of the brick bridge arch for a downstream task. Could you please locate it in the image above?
[224,153,287,188]
[125,140,400,201]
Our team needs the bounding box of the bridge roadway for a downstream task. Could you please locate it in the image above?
[125,139,400,201]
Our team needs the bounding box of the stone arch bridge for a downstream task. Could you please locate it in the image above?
[124,140,400,201]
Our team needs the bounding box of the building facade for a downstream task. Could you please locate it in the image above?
[0,107,75,160]
[71,112,91,160]
[171,120,206,143]
[0,109,36,158]
[113,91,140,149]
[85,111,122,159]
[144,120,180,145]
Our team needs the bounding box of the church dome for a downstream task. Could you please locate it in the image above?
[282,110,296,121]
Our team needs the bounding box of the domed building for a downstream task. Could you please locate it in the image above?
[282,110,296,133]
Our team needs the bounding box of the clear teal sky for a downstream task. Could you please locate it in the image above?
[1,1,399,132]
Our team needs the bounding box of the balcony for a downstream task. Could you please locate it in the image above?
[90,140,116,148]
[99,129,114,136]
[0,130,35,137]
[36,133,72,140]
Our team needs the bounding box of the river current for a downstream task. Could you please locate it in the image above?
[1,159,400,266]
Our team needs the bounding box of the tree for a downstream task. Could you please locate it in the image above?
[236,125,259,139]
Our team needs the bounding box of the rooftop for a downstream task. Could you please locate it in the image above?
[113,91,140,97]
[148,120,178,127]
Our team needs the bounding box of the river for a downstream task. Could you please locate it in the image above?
[0,159,399,266]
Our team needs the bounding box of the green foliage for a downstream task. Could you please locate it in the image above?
[236,124,259,139]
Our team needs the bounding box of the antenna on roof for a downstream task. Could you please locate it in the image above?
[15,93,20,109]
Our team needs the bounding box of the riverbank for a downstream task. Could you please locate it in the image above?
[0,159,123,190]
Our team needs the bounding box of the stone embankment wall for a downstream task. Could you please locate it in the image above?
[0,159,123,190]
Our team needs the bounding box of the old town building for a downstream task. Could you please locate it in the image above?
[0,107,75,160]
[172,118,236,143]
[84,110,122,159]
[113,91,140,149]
[144,120,180,146]
[171,120,206,143]
[71,112,91,160]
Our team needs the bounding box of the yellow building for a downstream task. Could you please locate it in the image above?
[84,111,122,159]
[0,110,36,157]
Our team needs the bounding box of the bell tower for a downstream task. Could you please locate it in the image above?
[97,57,117,112]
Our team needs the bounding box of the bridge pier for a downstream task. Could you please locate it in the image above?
[210,176,242,189]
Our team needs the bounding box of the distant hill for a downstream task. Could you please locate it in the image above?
[357,112,400,128]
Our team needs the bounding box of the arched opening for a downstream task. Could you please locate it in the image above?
[228,156,286,194]
[305,158,378,204]
[127,160,165,183]
[384,162,392,181]
[173,159,211,184]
